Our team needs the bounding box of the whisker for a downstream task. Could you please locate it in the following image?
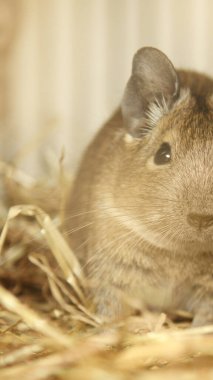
[82,229,135,272]
[63,196,180,224]
[63,222,93,237]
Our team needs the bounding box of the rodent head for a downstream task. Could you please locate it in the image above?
[112,47,213,253]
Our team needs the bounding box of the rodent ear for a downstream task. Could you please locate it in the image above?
[122,47,180,137]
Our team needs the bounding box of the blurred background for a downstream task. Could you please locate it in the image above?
[1,0,213,176]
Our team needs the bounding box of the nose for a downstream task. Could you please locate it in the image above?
[187,213,213,230]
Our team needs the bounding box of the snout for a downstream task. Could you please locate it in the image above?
[187,213,213,230]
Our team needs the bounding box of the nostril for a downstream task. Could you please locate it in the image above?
[187,213,213,230]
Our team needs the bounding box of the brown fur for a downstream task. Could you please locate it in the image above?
[66,48,213,325]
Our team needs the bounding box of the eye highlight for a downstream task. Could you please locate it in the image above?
[154,142,171,165]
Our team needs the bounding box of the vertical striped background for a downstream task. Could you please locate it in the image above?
[1,0,213,175]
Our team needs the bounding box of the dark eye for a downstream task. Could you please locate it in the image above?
[154,142,171,165]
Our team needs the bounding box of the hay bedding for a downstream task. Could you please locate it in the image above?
[0,160,212,380]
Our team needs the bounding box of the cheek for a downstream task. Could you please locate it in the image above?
[116,163,174,215]
[131,176,179,221]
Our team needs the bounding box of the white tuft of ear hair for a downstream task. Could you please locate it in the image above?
[145,88,191,129]
[145,96,169,128]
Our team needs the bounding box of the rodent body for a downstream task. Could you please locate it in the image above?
[67,47,213,325]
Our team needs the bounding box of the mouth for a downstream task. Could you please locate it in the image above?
[168,232,213,252]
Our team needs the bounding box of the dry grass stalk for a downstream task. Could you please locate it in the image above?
[0,344,43,367]
[29,253,102,327]
[0,204,85,301]
[0,285,71,347]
